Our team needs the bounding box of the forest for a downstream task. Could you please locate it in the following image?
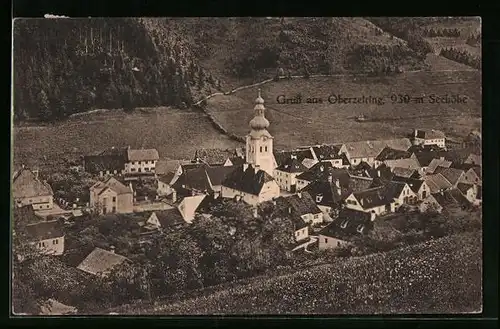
[440,47,481,70]
[13,18,218,122]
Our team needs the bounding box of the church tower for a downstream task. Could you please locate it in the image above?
[245,89,277,176]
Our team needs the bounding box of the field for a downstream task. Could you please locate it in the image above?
[12,108,241,172]
[206,70,481,151]
[109,231,482,315]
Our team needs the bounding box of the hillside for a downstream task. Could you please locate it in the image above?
[109,231,482,315]
[13,17,430,123]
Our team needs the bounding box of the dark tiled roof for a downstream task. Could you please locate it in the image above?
[229,157,246,166]
[155,159,191,176]
[274,149,315,167]
[407,144,444,154]
[205,165,238,186]
[296,162,350,182]
[367,164,394,181]
[93,177,132,195]
[12,168,54,199]
[181,163,206,172]
[311,144,341,161]
[476,187,482,200]
[275,156,308,173]
[353,181,405,209]
[392,167,417,178]
[425,174,453,193]
[457,183,474,195]
[319,209,373,240]
[153,209,186,228]
[284,192,322,216]
[222,165,275,196]
[158,172,176,185]
[84,147,127,174]
[258,197,310,230]
[172,165,212,192]
[450,162,478,171]
[25,220,64,241]
[434,167,464,185]
[410,150,442,167]
[391,176,424,193]
[375,147,412,161]
[347,175,374,193]
[301,180,348,207]
[472,166,482,179]
[415,129,445,139]
[433,189,471,208]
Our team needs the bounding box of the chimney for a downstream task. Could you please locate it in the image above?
[21,164,25,169]
[243,163,249,172]
[297,192,302,199]
[172,189,177,203]
[235,195,241,202]
[377,170,381,177]
[370,212,376,221]
[327,174,333,183]
[320,165,324,172]
[109,246,115,254]
[288,206,292,214]
[253,207,258,218]
[291,154,297,160]
[272,199,277,206]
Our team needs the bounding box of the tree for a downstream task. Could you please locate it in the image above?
[37,89,51,121]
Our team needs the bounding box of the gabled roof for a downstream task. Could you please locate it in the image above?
[77,247,129,276]
[25,220,64,241]
[376,147,412,161]
[450,162,478,171]
[172,165,212,192]
[155,159,191,175]
[296,162,350,182]
[319,209,373,240]
[434,167,465,185]
[150,209,186,228]
[94,177,132,195]
[311,144,341,161]
[391,176,425,193]
[411,150,442,167]
[415,129,446,139]
[367,164,394,181]
[274,149,315,167]
[194,148,238,165]
[275,156,308,173]
[342,138,411,159]
[222,165,275,196]
[12,168,53,199]
[384,158,421,170]
[127,148,159,162]
[392,167,417,178]
[457,182,474,195]
[205,165,238,186]
[158,172,176,185]
[228,157,246,166]
[465,153,482,166]
[433,189,471,208]
[301,179,349,206]
[472,166,482,179]
[426,158,452,174]
[348,175,375,193]
[284,192,322,216]
[352,181,406,209]
[425,174,453,193]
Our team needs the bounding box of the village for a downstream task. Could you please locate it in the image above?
[12,90,482,314]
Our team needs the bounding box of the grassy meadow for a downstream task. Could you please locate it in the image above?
[109,231,482,315]
[12,108,241,172]
[206,70,481,150]
[423,18,481,57]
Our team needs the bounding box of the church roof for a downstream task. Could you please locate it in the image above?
[222,164,275,196]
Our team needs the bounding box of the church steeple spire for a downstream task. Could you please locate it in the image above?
[250,89,270,130]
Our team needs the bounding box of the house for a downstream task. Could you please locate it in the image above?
[391,177,431,200]
[301,177,348,216]
[124,148,160,175]
[475,187,482,206]
[366,164,394,182]
[259,197,310,242]
[89,177,134,214]
[424,173,454,194]
[426,158,452,174]
[25,220,65,256]
[459,166,482,186]
[413,129,446,148]
[433,167,466,188]
[392,167,419,179]
[432,189,472,210]
[12,167,54,210]
[318,209,373,250]
[143,209,186,231]
[83,147,127,176]
[310,144,349,168]
[170,164,237,196]
[193,148,242,166]
[418,194,444,213]
[374,147,412,168]
[77,246,129,277]
[274,148,316,168]
[175,193,207,223]
[274,155,308,192]
[410,149,443,172]
[283,192,324,225]
[383,158,422,173]
[157,172,176,196]
[345,181,416,217]
[205,165,239,195]
[457,183,481,206]
[338,138,412,167]
[221,164,279,206]
[295,162,350,191]
[464,153,482,167]
[155,159,192,177]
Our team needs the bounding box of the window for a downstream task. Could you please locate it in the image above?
[46,205,50,209]
[265,146,268,152]
[337,241,341,247]
[297,231,300,236]
[138,168,142,172]
[38,242,42,248]
[260,146,263,152]
[53,239,58,245]
[112,206,116,213]
[112,197,116,202]
[324,238,328,243]
[131,168,136,172]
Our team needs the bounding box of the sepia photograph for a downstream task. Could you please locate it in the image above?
[11,17,482,316]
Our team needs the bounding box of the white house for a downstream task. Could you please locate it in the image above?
[457,183,481,206]
[413,129,446,148]
[124,148,160,174]
[25,220,65,256]
[391,177,431,200]
[273,155,308,192]
[89,177,134,214]
[318,209,373,250]
[12,167,54,210]
[221,164,280,206]
[338,138,412,167]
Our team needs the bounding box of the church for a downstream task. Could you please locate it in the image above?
[220,90,280,205]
